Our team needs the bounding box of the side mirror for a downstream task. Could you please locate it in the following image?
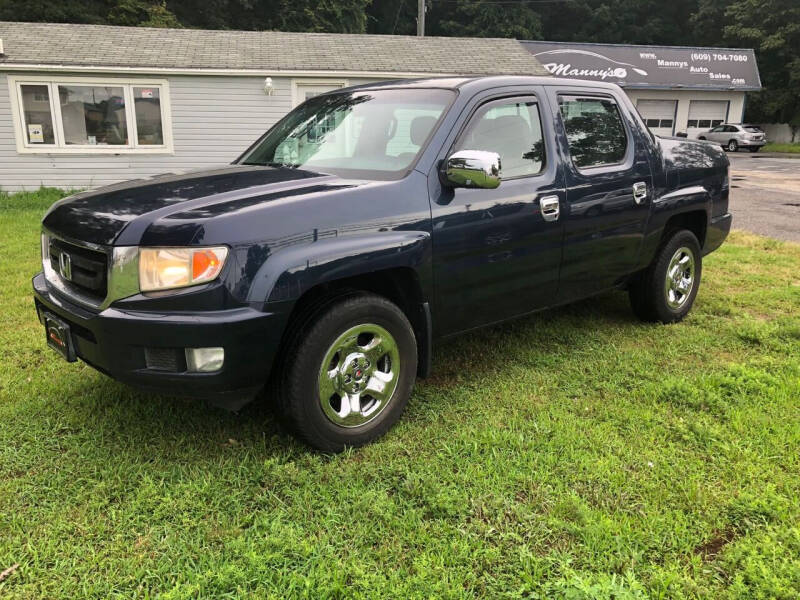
[442,150,501,189]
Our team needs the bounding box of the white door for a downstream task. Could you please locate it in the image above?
[294,82,346,106]
[687,100,728,138]
[637,99,677,137]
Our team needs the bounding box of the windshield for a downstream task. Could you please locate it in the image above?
[238,88,455,179]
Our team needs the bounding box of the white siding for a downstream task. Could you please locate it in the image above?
[0,73,301,191]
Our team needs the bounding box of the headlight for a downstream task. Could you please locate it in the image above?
[139,246,229,292]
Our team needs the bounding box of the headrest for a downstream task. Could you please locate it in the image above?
[410,115,438,146]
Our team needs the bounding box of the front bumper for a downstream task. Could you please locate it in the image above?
[33,272,285,409]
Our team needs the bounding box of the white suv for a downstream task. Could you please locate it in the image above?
[698,124,767,153]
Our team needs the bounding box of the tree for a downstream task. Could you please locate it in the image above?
[166,0,370,33]
[108,0,181,27]
[427,0,542,39]
[723,0,800,127]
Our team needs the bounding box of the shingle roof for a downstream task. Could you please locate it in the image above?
[0,21,548,76]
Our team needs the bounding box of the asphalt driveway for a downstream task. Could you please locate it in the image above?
[727,153,800,242]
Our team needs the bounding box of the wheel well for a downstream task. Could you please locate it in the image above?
[280,268,429,375]
[698,136,706,140]
[663,211,707,247]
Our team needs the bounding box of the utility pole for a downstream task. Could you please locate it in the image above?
[417,0,425,36]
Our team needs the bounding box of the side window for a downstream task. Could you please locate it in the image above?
[453,98,545,178]
[558,95,628,169]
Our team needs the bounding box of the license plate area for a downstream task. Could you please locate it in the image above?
[44,312,77,362]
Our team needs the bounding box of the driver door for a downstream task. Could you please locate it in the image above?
[430,92,565,335]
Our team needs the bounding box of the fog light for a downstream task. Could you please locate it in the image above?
[185,347,224,372]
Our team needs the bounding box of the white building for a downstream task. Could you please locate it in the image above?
[0,21,548,191]
[521,40,761,138]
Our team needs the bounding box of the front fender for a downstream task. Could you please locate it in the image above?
[244,231,432,308]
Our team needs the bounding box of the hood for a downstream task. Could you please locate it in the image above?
[42,165,350,246]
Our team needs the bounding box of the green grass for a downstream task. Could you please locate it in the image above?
[762,142,800,153]
[1,189,799,599]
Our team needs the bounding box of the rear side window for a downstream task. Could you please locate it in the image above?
[558,95,628,169]
[454,98,545,178]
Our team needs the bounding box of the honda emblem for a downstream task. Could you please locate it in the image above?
[59,252,72,281]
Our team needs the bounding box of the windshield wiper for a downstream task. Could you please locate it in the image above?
[241,161,298,168]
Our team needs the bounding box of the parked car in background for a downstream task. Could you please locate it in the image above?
[698,124,766,152]
[33,76,732,452]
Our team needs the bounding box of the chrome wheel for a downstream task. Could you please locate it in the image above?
[665,246,695,310]
[728,140,738,152]
[317,323,400,428]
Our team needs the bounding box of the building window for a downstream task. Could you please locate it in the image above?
[10,77,172,153]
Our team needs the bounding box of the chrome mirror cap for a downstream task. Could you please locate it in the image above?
[443,150,502,189]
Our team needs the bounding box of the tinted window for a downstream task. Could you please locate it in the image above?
[454,98,545,178]
[559,96,627,168]
[744,125,763,133]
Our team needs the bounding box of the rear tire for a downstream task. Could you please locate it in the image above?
[629,230,702,324]
[727,139,739,152]
[276,293,417,453]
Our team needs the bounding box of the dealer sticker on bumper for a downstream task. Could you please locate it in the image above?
[44,312,77,362]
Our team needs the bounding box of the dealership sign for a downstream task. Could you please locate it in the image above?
[521,41,761,90]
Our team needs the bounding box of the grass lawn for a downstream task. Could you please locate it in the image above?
[1,189,799,599]
[762,142,800,154]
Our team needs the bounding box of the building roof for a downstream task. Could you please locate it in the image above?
[0,21,548,77]
[521,40,761,91]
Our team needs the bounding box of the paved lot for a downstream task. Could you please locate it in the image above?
[727,153,800,242]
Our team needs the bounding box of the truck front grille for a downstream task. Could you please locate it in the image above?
[48,237,108,302]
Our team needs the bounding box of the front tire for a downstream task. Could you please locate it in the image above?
[629,230,702,324]
[277,293,417,452]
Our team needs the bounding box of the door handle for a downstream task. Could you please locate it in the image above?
[633,181,648,204]
[539,195,560,222]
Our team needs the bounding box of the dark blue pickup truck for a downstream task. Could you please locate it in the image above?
[33,76,731,451]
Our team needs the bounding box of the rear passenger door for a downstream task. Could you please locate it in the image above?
[548,90,653,301]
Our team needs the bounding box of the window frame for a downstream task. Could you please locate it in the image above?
[290,78,348,108]
[448,94,548,182]
[557,93,632,172]
[8,75,173,154]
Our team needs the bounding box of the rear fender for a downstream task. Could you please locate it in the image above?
[637,185,711,269]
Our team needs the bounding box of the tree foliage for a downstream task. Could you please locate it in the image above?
[0,0,796,123]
